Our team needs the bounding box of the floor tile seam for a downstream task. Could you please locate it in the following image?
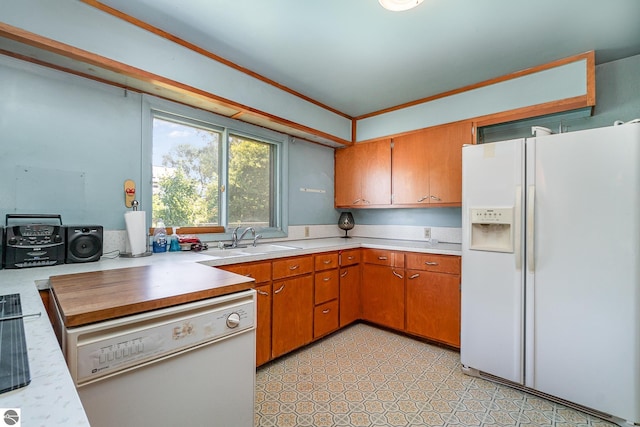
[476,377,503,426]
[453,373,495,423]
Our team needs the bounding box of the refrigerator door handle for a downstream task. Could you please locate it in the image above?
[527,185,535,272]
[515,185,522,270]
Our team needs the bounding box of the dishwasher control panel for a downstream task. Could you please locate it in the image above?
[67,291,255,385]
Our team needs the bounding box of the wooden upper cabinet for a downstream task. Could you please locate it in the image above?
[392,121,473,206]
[335,139,391,208]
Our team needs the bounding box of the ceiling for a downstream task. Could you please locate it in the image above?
[95,0,640,118]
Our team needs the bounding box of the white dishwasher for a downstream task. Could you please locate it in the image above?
[58,289,256,427]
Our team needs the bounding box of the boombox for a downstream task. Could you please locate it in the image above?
[2,215,103,268]
[3,214,66,269]
[65,225,103,263]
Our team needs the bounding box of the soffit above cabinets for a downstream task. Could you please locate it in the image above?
[0,35,349,149]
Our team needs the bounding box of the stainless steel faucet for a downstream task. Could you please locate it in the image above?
[231,226,257,247]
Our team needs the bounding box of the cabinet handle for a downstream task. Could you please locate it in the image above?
[323,277,331,282]
[347,256,354,260]
[392,270,403,279]
[323,260,331,264]
[378,256,388,260]
[289,265,299,271]
[425,261,439,266]
[340,270,348,278]
[274,284,285,294]
[363,199,371,204]
[256,290,269,296]
[353,198,362,204]
[417,195,429,202]
[322,309,331,314]
[409,273,420,279]
[430,195,441,201]
[245,273,253,277]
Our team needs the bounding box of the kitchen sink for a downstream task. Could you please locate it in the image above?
[238,244,300,253]
[204,243,300,259]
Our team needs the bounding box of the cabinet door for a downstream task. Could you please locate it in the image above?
[335,139,391,207]
[428,121,471,205]
[335,145,361,207]
[406,270,461,347]
[255,283,272,366]
[361,264,405,330]
[392,131,431,205]
[392,121,472,206]
[339,264,361,327]
[272,275,313,358]
[360,139,391,205]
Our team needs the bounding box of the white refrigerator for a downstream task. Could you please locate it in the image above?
[460,122,640,425]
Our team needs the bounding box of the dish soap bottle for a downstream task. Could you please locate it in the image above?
[152,220,168,253]
[169,228,181,252]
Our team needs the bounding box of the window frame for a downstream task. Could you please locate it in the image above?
[141,95,289,241]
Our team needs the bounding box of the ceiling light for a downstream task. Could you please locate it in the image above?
[379,0,424,12]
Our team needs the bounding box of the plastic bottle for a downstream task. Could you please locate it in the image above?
[169,229,181,252]
[152,220,168,253]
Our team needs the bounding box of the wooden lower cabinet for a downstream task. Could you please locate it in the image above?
[271,274,313,358]
[339,264,360,327]
[255,283,272,366]
[361,263,405,330]
[405,253,461,347]
[217,249,460,364]
[406,271,461,347]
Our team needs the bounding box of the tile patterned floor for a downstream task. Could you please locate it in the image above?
[255,323,618,427]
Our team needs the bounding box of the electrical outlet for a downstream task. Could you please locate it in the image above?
[424,227,431,240]
[304,226,310,237]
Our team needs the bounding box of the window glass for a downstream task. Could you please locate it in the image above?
[228,134,275,228]
[152,117,221,227]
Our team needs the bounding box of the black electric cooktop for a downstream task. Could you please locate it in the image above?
[0,294,31,394]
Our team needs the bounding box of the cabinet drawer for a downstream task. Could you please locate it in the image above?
[218,261,271,284]
[314,300,339,338]
[362,249,404,268]
[314,269,339,304]
[405,253,460,274]
[339,249,360,266]
[314,252,339,271]
[272,255,313,280]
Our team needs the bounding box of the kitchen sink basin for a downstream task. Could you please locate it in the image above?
[204,243,300,259]
[238,244,300,253]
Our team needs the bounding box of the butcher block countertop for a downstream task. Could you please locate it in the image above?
[50,262,255,328]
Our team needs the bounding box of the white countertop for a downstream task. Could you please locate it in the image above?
[0,237,460,426]
[198,236,461,267]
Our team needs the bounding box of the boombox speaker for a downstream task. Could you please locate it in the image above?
[66,225,103,263]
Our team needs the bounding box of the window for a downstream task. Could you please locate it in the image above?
[152,116,222,227]
[147,98,286,238]
[227,134,276,228]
